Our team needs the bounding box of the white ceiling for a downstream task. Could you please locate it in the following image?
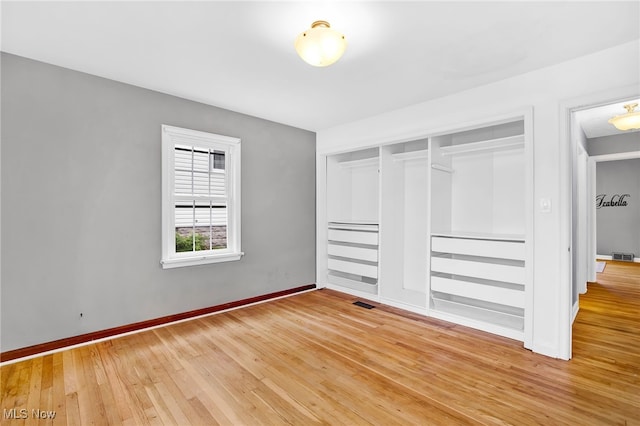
[2,1,639,132]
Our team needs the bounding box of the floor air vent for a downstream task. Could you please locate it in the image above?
[353,301,375,309]
[612,252,635,262]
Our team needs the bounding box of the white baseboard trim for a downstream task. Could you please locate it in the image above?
[572,301,579,324]
[325,283,380,302]
[596,254,640,263]
[379,297,427,316]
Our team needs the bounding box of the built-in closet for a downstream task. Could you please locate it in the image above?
[326,148,380,295]
[429,120,530,342]
[320,111,532,345]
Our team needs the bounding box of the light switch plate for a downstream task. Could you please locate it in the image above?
[540,198,551,213]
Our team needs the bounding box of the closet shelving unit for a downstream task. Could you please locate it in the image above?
[379,140,429,310]
[326,148,380,295]
[429,120,529,341]
[321,111,531,344]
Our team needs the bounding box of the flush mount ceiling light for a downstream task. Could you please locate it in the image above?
[294,20,347,67]
[608,103,640,131]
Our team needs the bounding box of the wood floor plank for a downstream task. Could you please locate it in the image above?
[50,353,66,425]
[61,351,81,426]
[25,356,43,415]
[1,260,639,424]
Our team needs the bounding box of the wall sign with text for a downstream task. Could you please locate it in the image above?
[596,193,631,209]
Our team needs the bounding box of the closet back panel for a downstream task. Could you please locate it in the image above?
[451,152,494,233]
[451,148,525,235]
[351,166,379,222]
[492,150,525,235]
[403,159,429,292]
[326,158,352,222]
[327,154,379,223]
[430,136,453,235]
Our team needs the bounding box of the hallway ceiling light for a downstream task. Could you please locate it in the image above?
[294,20,347,67]
[608,103,640,130]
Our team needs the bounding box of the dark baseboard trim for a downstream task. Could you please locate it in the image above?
[1,284,316,363]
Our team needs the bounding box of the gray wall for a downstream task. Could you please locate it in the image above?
[587,132,640,156]
[1,53,316,352]
[595,159,640,257]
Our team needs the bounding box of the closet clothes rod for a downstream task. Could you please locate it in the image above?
[431,163,454,173]
[337,157,379,169]
[439,134,524,156]
[391,149,429,162]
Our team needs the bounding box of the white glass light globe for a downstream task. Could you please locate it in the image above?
[608,103,640,131]
[295,21,347,67]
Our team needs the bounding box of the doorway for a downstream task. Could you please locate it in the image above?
[568,94,640,358]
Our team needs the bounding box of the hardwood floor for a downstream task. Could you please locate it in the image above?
[1,262,639,425]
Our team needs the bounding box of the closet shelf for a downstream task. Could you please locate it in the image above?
[431,231,525,242]
[328,220,378,227]
[440,134,524,156]
[430,297,525,336]
[391,149,429,162]
[338,157,379,168]
[431,295,523,320]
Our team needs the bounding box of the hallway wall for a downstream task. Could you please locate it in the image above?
[595,158,640,258]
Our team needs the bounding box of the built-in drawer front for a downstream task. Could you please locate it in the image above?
[430,256,525,285]
[327,222,379,283]
[328,228,378,246]
[430,235,526,340]
[430,276,525,308]
[327,244,378,263]
[327,258,378,279]
[431,236,525,261]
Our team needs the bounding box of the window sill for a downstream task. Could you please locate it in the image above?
[161,252,244,269]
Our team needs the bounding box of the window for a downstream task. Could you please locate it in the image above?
[161,125,242,268]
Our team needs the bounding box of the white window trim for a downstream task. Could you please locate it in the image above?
[161,125,243,269]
